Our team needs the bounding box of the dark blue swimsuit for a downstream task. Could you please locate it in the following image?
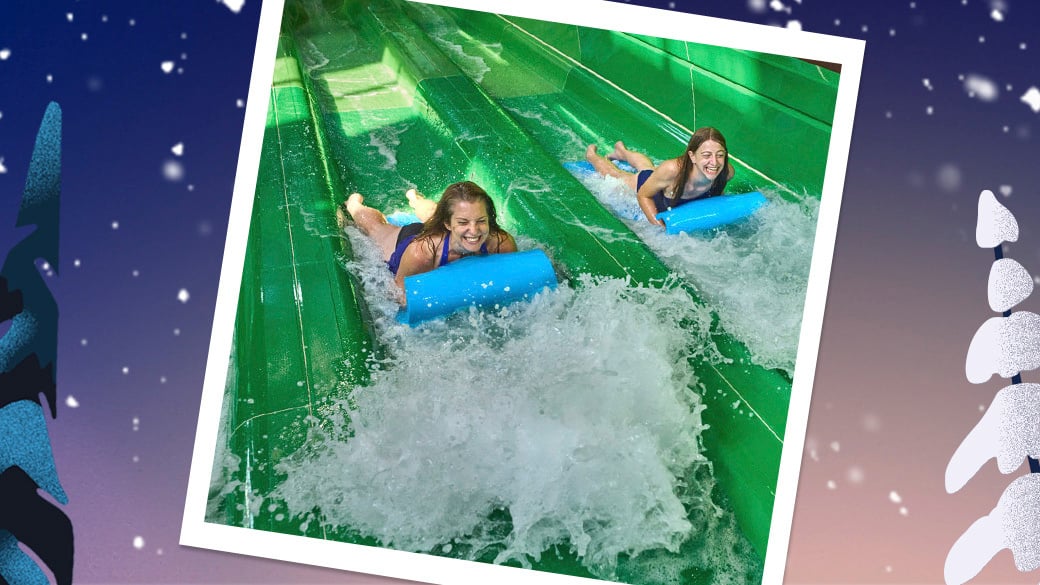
[387,224,489,275]
[637,169,711,213]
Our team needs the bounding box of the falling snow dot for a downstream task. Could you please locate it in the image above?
[786,20,802,30]
[899,507,909,516]
[889,28,896,36]
[173,328,181,336]
[73,258,81,267]
[999,185,1012,197]
[111,220,119,230]
[0,48,10,60]
[922,78,932,91]
[181,32,188,39]
[46,74,53,83]
[936,163,962,191]
[133,417,140,426]
[122,367,129,375]
[80,339,87,346]
[885,111,892,119]
[748,0,768,13]
[66,13,74,22]
[886,566,893,573]
[133,537,145,550]
[132,455,139,463]
[81,33,88,41]
[171,142,184,156]
[991,9,1004,21]
[1020,43,1027,50]
[157,549,163,556]
[826,480,836,490]
[163,160,185,181]
[980,403,988,411]
[965,74,999,101]
[829,441,840,452]
[132,269,139,277]
[979,36,985,43]
[177,289,191,303]
[847,467,865,484]
[236,98,245,108]
[926,105,934,115]
[0,158,6,174]
[160,376,167,384]
[129,18,136,26]
[1020,87,1040,113]
[181,53,188,60]
[161,61,175,74]
[889,490,903,504]
[220,0,246,13]
[861,24,868,33]
[177,67,184,75]
[65,396,79,408]
[1003,125,1010,133]
[101,15,108,22]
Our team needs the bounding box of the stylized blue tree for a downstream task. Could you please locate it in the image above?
[0,102,73,585]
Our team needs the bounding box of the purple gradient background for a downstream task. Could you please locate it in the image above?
[2,0,1039,584]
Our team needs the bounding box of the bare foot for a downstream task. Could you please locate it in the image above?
[406,188,437,221]
[345,192,365,217]
[608,141,627,161]
[585,144,603,163]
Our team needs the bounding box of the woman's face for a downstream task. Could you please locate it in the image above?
[688,139,727,180]
[445,199,490,253]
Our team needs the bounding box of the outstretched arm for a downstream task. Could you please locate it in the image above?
[635,161,678,226]
[393,239,438,305]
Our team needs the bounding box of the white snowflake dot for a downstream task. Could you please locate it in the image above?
[0,48,10,60]
[889,490,902,504]
[111,220,119,230]
[177,288,190,303]
[133,536,145,549]
[161,61,175,74]
[65,395,79,408]
[163,160,184,181]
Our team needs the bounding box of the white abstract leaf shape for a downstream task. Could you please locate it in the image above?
[945,513,1002,585]
[966,312,1040,383]
[946,383,1040,493]
[988,258,1034,312]
[946,474,1040,584]
[976,189,1019,248]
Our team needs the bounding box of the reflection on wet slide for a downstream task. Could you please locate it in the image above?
[208,1,839,583]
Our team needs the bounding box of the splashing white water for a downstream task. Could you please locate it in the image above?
[259,229,759,582]
[573,170,814,374]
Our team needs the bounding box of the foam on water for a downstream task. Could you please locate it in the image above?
[573,170,816,374]
[261,228,760,583]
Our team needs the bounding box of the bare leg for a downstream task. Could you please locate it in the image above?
[607,141,655,171]
[343,193,401,262]
[405,188,437,222]
[586,144,639,192]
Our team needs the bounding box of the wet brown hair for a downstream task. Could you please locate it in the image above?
[667,126,731,200]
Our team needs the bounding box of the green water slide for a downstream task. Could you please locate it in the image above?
[216,0,838,573]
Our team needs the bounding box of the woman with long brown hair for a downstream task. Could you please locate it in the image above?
[585,126,735,226]
[341,181,517,305]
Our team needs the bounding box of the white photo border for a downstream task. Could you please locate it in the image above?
[180,1,865,584]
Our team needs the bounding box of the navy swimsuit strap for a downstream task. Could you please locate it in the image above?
[440,232,489,267]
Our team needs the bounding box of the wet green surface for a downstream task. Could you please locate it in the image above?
[213,0,839,575]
